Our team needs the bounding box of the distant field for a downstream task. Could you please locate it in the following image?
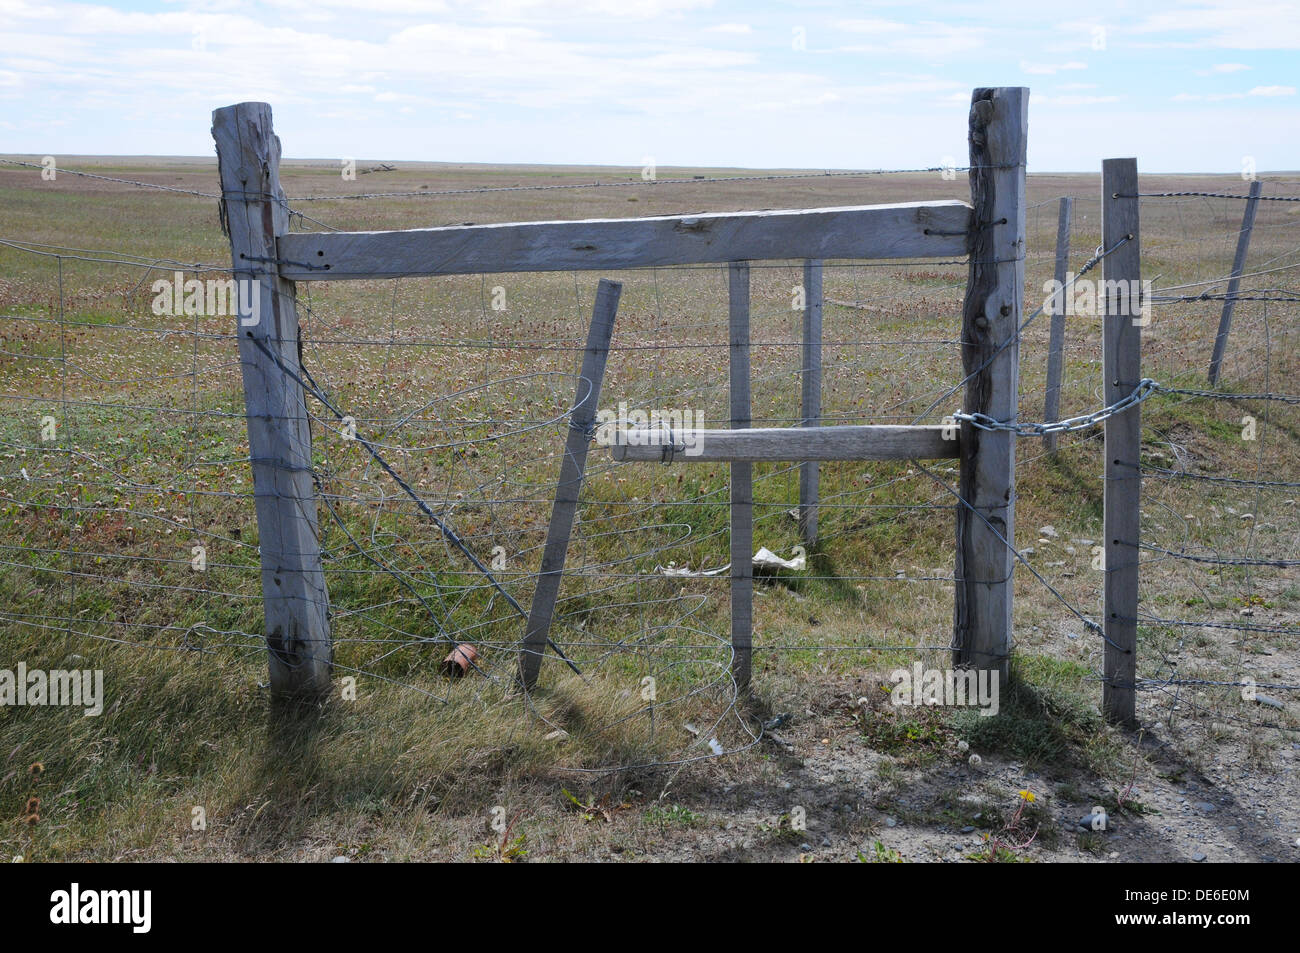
[0,156,1296,862]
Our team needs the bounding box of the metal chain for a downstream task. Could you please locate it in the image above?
[954,378,1158,436]
[955,377,1300,437]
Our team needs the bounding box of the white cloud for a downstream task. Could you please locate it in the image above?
[835,19,909,34]
[1175,85,1296,102]
[1131,1,1300,49]
[704,23,751,34]
[1019,60,1087,75]
[1031,93,1120,106]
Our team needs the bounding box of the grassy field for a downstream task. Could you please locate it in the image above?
[0,157,1297,862]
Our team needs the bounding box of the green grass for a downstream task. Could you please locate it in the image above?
[1,158,1297,859]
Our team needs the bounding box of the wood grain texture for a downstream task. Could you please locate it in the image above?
[953,87,1027,684]
[1208,179,1262,385]
[278,202,973,280]
[1102,158,1141,728]
[729,262,753,695]
[799,259,823,546]
[608,425,958,462]
[212,102,332,698]
[1043,196,1073,452]
[518,279,621,690]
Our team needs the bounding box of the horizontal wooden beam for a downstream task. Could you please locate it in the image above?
[277,201,973,280]
[607,425,958,463]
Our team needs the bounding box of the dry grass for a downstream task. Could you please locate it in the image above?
[0,157,1297,860]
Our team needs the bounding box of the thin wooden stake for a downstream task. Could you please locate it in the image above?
[799,259,823,546]
[1102,158,1141,728]
[1208,179,1263,386]
[518,279,622,690]
[729,262,753,694]
[212,102,331,699]
[1043,196,1073,452]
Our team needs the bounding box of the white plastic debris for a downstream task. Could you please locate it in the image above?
[752,547,806,571]
[707,738,724,755]
[655,563,729,577]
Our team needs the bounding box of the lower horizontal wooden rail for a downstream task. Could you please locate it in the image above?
[607,424,958,463]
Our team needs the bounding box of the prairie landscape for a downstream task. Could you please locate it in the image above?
[0,157,1297,863]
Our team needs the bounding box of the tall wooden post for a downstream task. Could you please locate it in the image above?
[1102,158,1141,727]
[213,102,331,697]
[953,87,1027,685]
[729,262,753,693]
[1043,196,1073,452]
[1208,179,1263,386]
[518,279,621,690]
[799,260,823,546]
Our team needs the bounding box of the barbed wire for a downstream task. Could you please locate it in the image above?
[3,168,1298,790]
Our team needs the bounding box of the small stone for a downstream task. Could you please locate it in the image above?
[330,856,351,863]
[1039,525,1059,538]
[885,817,897,827]
[1196,802,1217,813]
[1192,851,1208,862]
[800,843,812,851]
[959,825,975,834]
[821,836,831,847]
[544,729,569,741]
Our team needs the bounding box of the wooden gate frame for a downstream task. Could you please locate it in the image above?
[213,86,1027,698]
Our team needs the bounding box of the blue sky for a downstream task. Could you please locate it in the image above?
[0,0,1296,171]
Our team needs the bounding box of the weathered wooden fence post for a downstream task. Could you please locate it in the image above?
[518,278,621,690]
[799,260,823,546]
[953,87,1027,686]
[1043,196,1073,451]
[212,102,332,698]
[1208,179,1263,386]
[729,262,753,693]
[1101,158,1142,727]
